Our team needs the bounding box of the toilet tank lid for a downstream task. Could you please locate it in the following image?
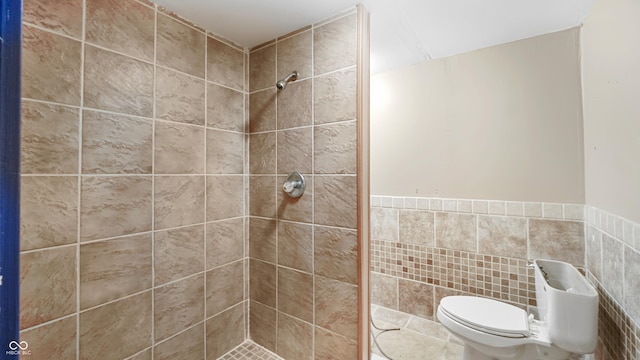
[440,296,530,338]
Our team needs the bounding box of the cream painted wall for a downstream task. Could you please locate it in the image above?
[371,28,585,203]
[582,0,640,223]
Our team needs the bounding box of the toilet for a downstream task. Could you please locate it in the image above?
[437,259,598,360]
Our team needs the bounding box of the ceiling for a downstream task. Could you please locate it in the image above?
[152,0,594,74]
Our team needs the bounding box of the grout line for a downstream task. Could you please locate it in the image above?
[151,5,158,358]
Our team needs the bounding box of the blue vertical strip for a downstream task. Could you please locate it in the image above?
[0,0,22,356]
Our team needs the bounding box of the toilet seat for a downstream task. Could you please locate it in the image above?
[439,296,530,338]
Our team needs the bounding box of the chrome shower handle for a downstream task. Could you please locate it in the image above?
[282,172,305,198]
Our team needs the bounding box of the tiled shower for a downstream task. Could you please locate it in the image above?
[18,0,365,359]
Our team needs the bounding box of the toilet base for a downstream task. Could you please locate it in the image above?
[463,345,496,360]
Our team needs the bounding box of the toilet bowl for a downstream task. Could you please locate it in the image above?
[437,259,598,360]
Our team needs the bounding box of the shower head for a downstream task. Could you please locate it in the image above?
[276,71,299,90]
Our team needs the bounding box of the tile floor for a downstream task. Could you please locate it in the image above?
[218,341,284,360]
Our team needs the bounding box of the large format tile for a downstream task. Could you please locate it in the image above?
[154,176,205,230]
[314,121,356,174]
[207,83,244,132]
[20,176,78,251]
[82,110,152,174]
[278,221,313,273]
[314,13,357,75]
[602,234,624,303]
[277,79,312,129]
[249,132,276,174]
[156,67,205,126]
[155,225,205,285]
[315,326,358,360]
[20,246,76,329]
[314,67,357,125]
[315,176,357,229]
[206,261,244,316]
[478,215,527,258]
[22,25,81,105]
[154,274,204,342]
[249,44,275,92]
[80,176,152,241]
[85,0,154,61]
[249,260,276,308]
[529,219,584,266]
[585,225,603,280]
[207,129,244,174]
[206,176,244,221]
[205,303,244,359]
[435,212,477,252]
[79,291,152,360]
[276,313,313,360]
[249,217,277,263]
[314,226,358,284]
[399,210,434,246]
[84,45,153,117]
[249,176,276,218]
[80,233,152,310]
[249,89,277,133]
[21,100,79,174]
[624,247,640,322]
[207,218,244,269]
[278,267,313,322]
[370,207,399,242]
[276,30,312,82]
[249,300,276,352]
[315,276,358,340]
[24,0,83,39]
[207,37,245,91]
[398,279,434,319]
[154,323,204,360]
[154,121,204,174]
[277,175,314,223]
[20,315,77,360]
[371,273,398,309]
[277,128,312,175]
[156,13,205,78]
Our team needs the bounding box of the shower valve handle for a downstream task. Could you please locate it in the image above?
[282,172,305,198]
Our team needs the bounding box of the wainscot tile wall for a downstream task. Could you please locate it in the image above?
[247,8,362,360]
[19,0,248,358]
[371,195,640,360]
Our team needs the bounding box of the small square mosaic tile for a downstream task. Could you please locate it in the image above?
[218,341,284,360]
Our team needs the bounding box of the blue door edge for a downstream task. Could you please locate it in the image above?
[0,0,22,357]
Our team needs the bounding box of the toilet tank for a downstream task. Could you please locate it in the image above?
[534,259,598,354]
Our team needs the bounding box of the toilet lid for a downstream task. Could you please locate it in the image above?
[440,296,530,338]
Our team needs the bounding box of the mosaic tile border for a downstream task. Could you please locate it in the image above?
[219,340,284,360]
[371,195,584,221]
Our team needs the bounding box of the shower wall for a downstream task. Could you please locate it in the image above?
[19,0,248,358]
[247,8,361,359]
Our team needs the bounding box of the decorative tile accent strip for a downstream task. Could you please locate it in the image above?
[371,241,536,306]
[371,195,584,221]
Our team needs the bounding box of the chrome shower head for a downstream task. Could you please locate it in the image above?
[276,71,299,90]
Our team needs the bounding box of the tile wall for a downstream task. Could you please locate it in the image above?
[247,9,361,360]
[19,0,248,358]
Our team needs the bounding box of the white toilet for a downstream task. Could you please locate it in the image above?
[437,259,598,360]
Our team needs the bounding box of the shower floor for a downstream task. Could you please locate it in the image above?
[218,341,284,360]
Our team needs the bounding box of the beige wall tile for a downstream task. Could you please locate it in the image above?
[206,261,244,316]
[276,30,312,81]
[20,246,76,329]
[315,176,357,229]
[249,44,276,92]
[156,14,205,78]
[314,68,357,125]
[277,175,313,223]
[84,45,153,117]
[249,89,277,133]
[399,279,434,319]
[250,260,276,308]
[249,176,276,218]
[80,176,152,241]
[20,315,77,360]
[205,303,244,359]
[24,0,83,39]
[249,300,276,352]
[154,323,204,360]
[20,176,78,251]
[371,273,398,309]
[79,291,152,360]
[80,233,152,309]
[314,13,357,75]
[602,234,624,303]
[315,326,358,360]
[129,349,151,360]
[154,274,204,341]
[155,225,205,285]
[478,216,527,258]
[249,217,277,263]
[156,67,205,126]
[435,212,477,252]
[82,110,152,174]
[276,313,313,360]
[278,128,312,175]
[624,247,640,322]
[154,121,204,174]
[22,25,81,105]
[278,222,313,273]
[21,101,79,174]
[371,207,399,242]
[314,121,356,174]
[154,176,205,230]
[85,0,154,61]
[207,129,243,174]
[586,225,603,280]
[207,218,244,269]
[278,267,313,322]
[399,210,434,246]
[315,276,358,340]
[206,176,244,221]
[207,37,245,91]
[529,219,584,265]
[207,83,244,132]
[249,132,276,174]
[277,78,312,129]
[314,226,357,284]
